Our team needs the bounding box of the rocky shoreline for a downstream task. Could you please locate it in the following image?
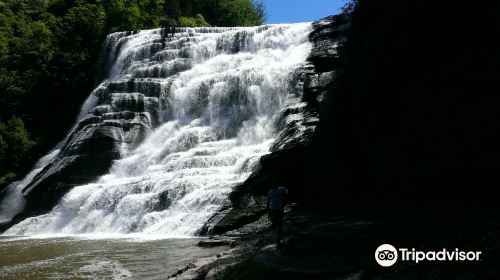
[170,207,500,279]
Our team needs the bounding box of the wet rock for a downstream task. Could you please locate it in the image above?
[19,81,156,217]
[308,15,349,73]
[197,239,234,247]
[271,102,319,152]
[208,192,267,235]
[211,206,267,235]
[62,124,123,156]
[270,16,345,153]
[0,221,11,233]
[21,153,119,214]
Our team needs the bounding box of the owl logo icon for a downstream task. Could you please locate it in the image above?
[375,244,398,267]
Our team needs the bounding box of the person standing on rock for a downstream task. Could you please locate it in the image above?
[267,179,288,247]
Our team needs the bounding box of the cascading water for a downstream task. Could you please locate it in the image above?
[0,150,59,223]
[2,23,312,237]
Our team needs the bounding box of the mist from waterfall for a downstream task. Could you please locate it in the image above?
[2,23,312,237]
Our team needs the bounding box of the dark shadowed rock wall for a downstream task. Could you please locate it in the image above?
[315,0,500,216]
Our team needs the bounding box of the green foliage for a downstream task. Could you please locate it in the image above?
[100,0,166,32]
[0,135,6,170]
[179,14,210,27]
[184,0,265,27]
[218,0,265,26]
[0,116,35,183]
[0,171,15,186]
[2,117,35,162]
[252,0,266,24]
[62,3,106,49]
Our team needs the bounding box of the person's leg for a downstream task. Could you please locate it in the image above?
[272,210,279,229]
[276,210,284,246]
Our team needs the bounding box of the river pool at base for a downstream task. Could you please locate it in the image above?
[0,236,226,279]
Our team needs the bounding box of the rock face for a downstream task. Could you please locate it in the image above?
[209,15,350,234]
[21,80,157,215]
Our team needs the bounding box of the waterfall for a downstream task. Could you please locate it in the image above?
[2,23,312,237]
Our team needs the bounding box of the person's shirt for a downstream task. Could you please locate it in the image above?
[267,187,288,210]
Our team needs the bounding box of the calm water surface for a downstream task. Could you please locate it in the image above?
[0,236,226,279]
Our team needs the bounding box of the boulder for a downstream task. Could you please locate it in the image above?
[197,238,234,247]
[22,124,124,214]
[210,194,267,235]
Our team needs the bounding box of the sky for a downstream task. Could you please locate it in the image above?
[262,0,345,24]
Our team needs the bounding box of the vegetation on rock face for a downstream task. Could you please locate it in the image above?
[0,0,265,190]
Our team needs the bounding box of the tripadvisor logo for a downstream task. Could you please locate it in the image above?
[375,244,398,267]
[375,244,482,267]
